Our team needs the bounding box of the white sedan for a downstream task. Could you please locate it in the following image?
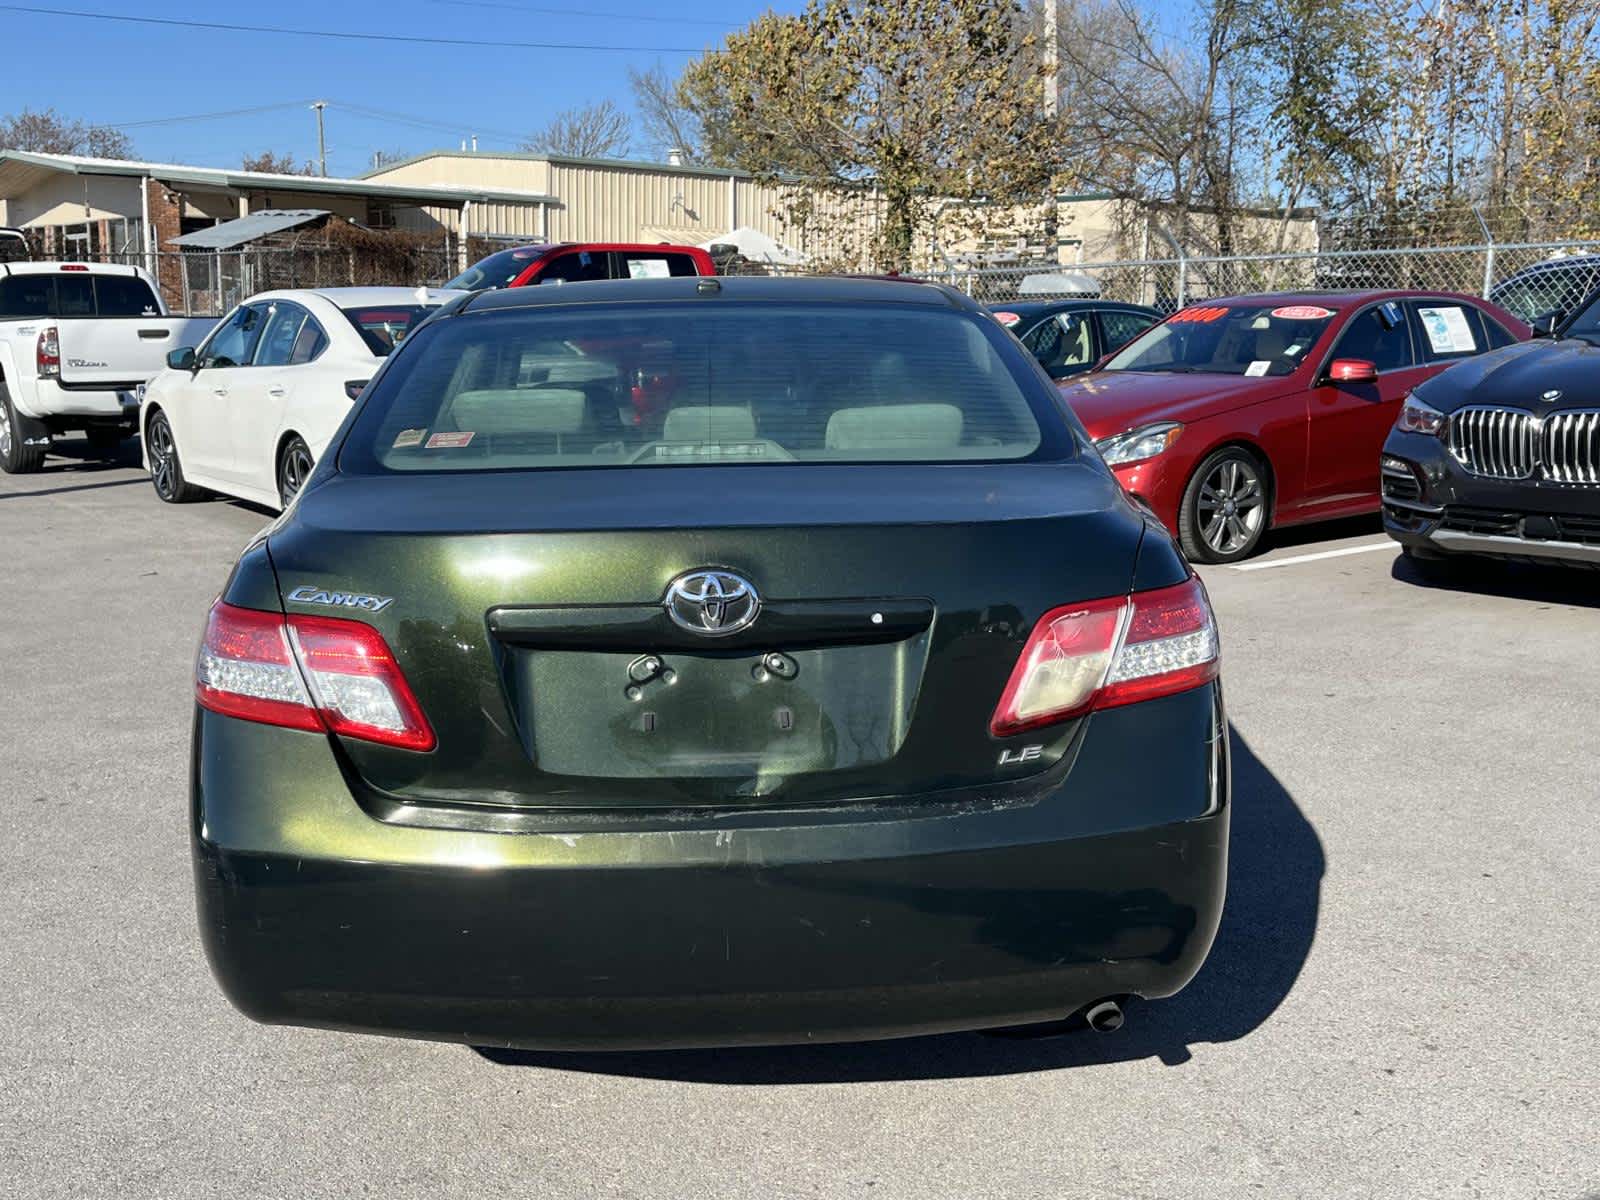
[140,286,462,510]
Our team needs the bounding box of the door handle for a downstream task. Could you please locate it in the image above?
[268,386,287,397]
[212,387,229,397]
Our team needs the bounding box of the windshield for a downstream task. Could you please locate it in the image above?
[1105,303,1338,376]
[342,302,1058,473]
[442,246,550,291]
[340,305,439,356]
[1493,262,1600,323]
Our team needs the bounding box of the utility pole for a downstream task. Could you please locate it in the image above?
[311,101,328,176]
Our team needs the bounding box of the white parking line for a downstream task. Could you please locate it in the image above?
[1230,540,1396,572]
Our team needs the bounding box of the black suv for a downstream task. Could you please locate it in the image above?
[1382,287,1600,570]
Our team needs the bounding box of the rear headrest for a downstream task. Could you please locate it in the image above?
[447,388,586,436]
[824,403,963,452]
[544,361,618,384]
[662,405,757,442]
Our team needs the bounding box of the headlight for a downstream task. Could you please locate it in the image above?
[1095,422,1183,466]
[1396,395,1447,436]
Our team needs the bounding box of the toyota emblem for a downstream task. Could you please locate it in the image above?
[663,570,761,636]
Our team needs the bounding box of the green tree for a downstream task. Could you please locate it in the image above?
[681,0,1056,270]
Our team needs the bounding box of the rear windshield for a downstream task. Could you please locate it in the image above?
[340,305,438,356]
[442,247,549,292]
[342,302,1056,472]
[1106,303,1338,377]
[0,271,161,318]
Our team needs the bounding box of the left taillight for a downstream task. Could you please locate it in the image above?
[36,326,59,378]
[990,576,1219,736]
[196,600,435,751]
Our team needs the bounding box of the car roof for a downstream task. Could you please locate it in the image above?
[458,274,973,313]
[249,286,466,307]
[1,260,142,277]
[1502,255,1600,275]
[988,299,1157,318]
[1199,289,1483,309]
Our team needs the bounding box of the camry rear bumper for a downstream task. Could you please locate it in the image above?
[193,686,1228,1050]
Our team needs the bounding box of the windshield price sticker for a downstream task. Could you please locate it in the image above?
[1244,360,1272,377]
[1270,305,1335,320]
[1418,306,1477,354]
[993,311,1022,326]
[1170,306,1229,324]
[392,429,426,449]
[425,431,475,449]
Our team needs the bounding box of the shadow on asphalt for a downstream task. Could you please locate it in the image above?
[1391,551,1600,609]
[1259,511,1384,553]
[476,727,1323,1082]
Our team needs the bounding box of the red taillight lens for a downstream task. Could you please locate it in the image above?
[36,326,59,378]
[196,601,435,751]
[990,576,1219,736]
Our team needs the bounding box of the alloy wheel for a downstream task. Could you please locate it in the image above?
[1196,457,1265,557]
[149,417,177,500]
[0,400,12,459]
[279,442,314,507]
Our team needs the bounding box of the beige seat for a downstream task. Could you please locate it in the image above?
[662,405,757,442]
[824,403,963,452]
[446,387,587,449]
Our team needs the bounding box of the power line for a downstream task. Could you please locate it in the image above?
[0,4,705,53]
[107,100,316,131]
[329,102,527,146]
[427,0,735,28]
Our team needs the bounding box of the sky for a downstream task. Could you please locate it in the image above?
[0,0,786,175]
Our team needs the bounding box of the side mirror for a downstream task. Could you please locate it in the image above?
[167,347,196,372]
[1328,358,1378,384]
[1530,310,1565,338]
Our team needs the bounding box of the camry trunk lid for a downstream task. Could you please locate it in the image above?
[266,462,1147,810]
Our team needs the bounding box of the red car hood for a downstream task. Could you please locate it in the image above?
[1059,370,1299,441]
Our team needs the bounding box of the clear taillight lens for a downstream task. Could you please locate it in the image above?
[196,601,435,751]
[991,576,1219,736]
[36,326,59,378]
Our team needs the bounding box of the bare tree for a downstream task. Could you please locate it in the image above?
[240,151,315,175]
[521,100,631,158]
[0,107,132,158]
[628,62,705,162]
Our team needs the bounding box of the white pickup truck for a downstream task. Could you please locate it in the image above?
[0,261,217,473]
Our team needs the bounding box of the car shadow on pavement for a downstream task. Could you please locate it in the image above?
[476,727,1323,1082]
[1391,552,1600,609]
[1261,512,1383,553]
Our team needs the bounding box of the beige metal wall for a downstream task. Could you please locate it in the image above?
[5,172,143,227]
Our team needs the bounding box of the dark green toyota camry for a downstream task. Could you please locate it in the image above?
[191,275,1228,1050]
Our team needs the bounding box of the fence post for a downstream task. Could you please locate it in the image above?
[1153,224,1186,308]
[1474,206,1495,298]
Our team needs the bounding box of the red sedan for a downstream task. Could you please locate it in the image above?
[1059,290,1530,562]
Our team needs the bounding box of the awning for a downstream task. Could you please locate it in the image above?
[698,226,807,266]
[168,209,331,250]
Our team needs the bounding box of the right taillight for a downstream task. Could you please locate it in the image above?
[36,326,59,378]
[991,576,1218,736]
[196,600,434,751]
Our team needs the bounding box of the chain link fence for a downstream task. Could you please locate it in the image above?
[898,239,1600,323]
[45,235,1600,326]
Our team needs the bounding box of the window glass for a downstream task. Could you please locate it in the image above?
[621,253,698,279]
[1412,303,1482,362]
[0,275,52,317]
[535,250,610,284]
[1481,313,1519,349]
[1331,305,1414,372]
[93,275,161,316]
[201,304,266,368]
[340,305,436,356]
[253,302,313,367]
[343,303,1061,473]
[1106,304,1337,377]
[1021,313,1093,372]
[54,274,95,317]
[1492,262,1600,322]
[1099,309,1158,352]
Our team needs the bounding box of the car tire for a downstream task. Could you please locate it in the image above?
[277,436,314,509]
[1178,446,1271,564]
[0,384,48,474]
[146,410,202,503]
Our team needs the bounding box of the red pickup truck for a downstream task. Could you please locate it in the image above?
[444,242,716,291]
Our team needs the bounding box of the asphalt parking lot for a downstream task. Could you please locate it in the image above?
[2,442,1595,1200]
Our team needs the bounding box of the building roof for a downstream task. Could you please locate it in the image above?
[0,150,556,209]
[362,148,760,181]
[168,209,331,249]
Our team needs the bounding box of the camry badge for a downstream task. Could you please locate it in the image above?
[1541,389,1563,403]
[286,585,394,614]
[664,570,760,636]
